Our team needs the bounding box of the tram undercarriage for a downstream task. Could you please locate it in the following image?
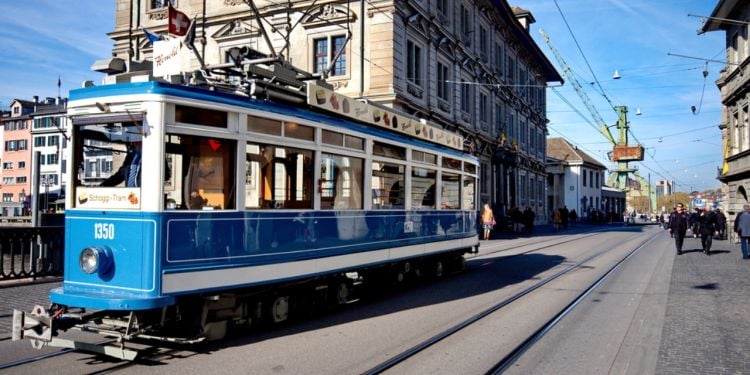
[13,251,470,360]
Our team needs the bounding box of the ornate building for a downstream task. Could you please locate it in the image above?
[104,0,560,221]
[702,0,750,234]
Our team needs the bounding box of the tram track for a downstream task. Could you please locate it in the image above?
[362,229,661,375]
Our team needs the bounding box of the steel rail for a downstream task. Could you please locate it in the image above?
[485,231,661,374]
[362,229,658,375]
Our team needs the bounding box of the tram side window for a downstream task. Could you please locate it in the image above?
[245,143,314,209]
[372,161,404,209]
[320,153,364,210]
[164,134,236,210]
[411,167,436,209]
[441,172,461,209]
[463,176,476,210]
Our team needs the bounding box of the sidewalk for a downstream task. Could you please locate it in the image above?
[656,234,750,373]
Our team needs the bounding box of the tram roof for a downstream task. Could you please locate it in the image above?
[70,81,477,162]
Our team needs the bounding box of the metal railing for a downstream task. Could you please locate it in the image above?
[0,226,64,281]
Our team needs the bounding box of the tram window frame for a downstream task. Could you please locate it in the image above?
[373,141,406,159]
[175,105,228,128]
[284,122,315,141]
[463,176,477,211]
[412,150,437,165]
[442,157,462,171]
[319,152,364,210]
[164,134,236,210]
[441,172,461,209]
[244,142,314,209]
[247,115,282,136]
[371,161,405,209]
[322,129,364,151]
[411,167,436,210]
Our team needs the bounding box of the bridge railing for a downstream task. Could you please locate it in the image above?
[0,227,64,281]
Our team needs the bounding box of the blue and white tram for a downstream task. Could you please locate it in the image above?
[13,81,478,359]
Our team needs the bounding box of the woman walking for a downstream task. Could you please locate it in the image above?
[480,203,495,240]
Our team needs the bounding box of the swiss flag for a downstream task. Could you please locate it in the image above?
[168,5,191,36]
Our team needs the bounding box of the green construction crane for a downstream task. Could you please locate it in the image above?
[539,29,656,213]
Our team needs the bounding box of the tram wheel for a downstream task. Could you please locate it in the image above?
[270,296,290,323]
[334,280,351,305]
[434,260,444,278]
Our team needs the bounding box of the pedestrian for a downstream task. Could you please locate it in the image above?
[668,206,678,237]
[698,206,717,255]
[569,209,577,227]
[668,203,689,255]
[715,208,727,240]
[734,204,750,259]
[689,208,700,238]
[480,202,495,241]
[553,208,562,231]
[560,206,569,229]
[523,206,536,235]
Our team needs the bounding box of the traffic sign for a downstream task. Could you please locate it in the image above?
[695,198,704,207]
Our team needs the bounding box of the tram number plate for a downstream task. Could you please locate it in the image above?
[94,223,115,240]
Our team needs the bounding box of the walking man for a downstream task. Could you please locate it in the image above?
[669,203,689,255]
[698,206,717,255]
[734,204,750,259]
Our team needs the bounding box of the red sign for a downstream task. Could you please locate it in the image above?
[612,145,644,161]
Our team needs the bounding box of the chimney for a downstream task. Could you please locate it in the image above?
[33,95,38,112]
[512,7,536,32]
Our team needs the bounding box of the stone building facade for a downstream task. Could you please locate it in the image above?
[702,0,750,233]
[105,0,560,221]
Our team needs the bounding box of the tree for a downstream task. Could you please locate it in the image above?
[657,192,691,213]
[630,196,651,214]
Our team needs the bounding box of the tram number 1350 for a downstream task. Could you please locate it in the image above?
[94,223,116,240]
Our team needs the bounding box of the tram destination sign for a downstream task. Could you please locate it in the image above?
[306,82,463,151]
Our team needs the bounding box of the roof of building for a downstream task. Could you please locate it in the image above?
[546,137,607,169]
[700,0,740,33]
[490,1,563,83]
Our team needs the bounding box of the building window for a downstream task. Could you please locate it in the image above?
[313,35,347,76]
[16,176,27,184]
[2,177,13,185]
[2,162,12,170]
[479,93,488,123]
[47,154,59,165]
[35,137,46,147]
[437,62,450,101]
[18,161,25,169]
[595,172,599,188]
[437,0,449,16]
[460,4,471,42]
[495,43,504,75]
[479,26,488,61]
[48,135,59,146]
[151,0,174,9]
[460,81,471,113]
[3,193,12,202]
[406,40,423,87]
[583,168,587,187]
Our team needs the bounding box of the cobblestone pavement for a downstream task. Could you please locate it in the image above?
[0,279,61,340]
[656,235,750,374]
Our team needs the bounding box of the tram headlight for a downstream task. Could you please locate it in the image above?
[79,247,112,275]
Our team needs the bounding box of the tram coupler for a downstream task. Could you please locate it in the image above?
[12,305,53,347]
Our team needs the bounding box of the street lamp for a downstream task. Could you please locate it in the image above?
[40,175,53,213]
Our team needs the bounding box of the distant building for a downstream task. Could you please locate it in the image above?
[0,99,34,216]
[701,0,750,235]
[30,97,69,212]
[546,138,618,220]
[655,179,672,200]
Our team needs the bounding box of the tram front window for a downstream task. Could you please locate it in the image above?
[73,121,144,209]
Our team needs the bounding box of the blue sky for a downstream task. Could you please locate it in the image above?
[0,1,113,109]
[0,1,725,193]
[514,0,725,193]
